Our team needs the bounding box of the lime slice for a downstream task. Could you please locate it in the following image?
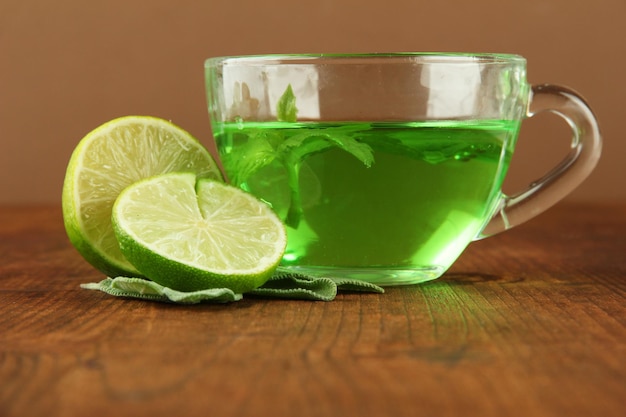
[62,116,223,277]
[111,172,287,293]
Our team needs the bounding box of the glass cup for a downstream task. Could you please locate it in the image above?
[204,53,601,286]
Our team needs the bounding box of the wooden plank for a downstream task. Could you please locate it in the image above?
[1,204,624,417]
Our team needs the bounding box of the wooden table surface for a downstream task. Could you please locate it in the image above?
[1,203,624,417]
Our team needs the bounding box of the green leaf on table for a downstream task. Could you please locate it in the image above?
[80,277,242,304]
[80,274,383,304]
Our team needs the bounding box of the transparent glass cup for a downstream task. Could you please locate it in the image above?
[204,53,601,286]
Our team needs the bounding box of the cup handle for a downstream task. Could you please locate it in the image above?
[480,84,602,238]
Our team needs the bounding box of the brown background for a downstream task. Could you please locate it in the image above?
[1,0,624,204]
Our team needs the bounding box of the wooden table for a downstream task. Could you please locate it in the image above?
[1,203,624,417]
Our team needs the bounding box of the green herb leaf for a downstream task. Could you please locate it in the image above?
[276,84,298,122]
[278,126,374,168]
[238,86,374,228]
[81,277,242,304]
[81,273,384,304]
[274,126,374,227]
[222,130,280,185]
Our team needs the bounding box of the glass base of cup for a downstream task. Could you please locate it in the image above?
[277,265,445,286]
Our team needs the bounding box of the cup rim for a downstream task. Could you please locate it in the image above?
[205,52,526,67]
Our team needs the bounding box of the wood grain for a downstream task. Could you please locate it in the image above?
[1,204,624,417]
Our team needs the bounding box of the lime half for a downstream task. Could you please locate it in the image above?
[62,116,222,277]
[112,172,287,293]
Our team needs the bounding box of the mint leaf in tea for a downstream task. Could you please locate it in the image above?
[276,84,298,122]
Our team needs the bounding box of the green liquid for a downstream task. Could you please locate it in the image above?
[214,120,519,285]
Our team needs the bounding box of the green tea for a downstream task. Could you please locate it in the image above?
[214,120,519,285]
